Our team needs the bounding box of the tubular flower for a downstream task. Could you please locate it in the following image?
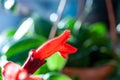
[32,30,77,60]
[2,62,42,80]
[22,30,77,74]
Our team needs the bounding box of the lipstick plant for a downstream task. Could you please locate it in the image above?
[1,30,77,80]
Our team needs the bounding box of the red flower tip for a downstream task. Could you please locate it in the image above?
[32,30,77,60]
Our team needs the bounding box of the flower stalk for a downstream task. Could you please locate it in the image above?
[22,51,46,74]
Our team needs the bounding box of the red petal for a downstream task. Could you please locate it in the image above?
[59,43,77,54]
[59,52,68,58]
[33,30,71,60]
[58,43,77,59]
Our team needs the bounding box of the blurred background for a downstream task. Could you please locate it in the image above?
[0,0,120,80]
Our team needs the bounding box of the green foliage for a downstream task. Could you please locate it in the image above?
[57,17,113,67]
[89,22,107,37]
[2,37,46,64]
[32,14,52,38]
[0,16,70,80]
[5,37,45,57]
[47,52,67,71]
[0,16,115,80]
[43,72,71,80]
[108,52,120,80]
[58,17,76,32]
[1,29,16,38]
[0,67,2,80]
[34,53,67,75]
[34,64,50,74]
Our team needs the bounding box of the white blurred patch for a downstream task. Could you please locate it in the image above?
[4,0,15,10]
[0,55,7,68]
[116,23,120,33]
[13,18,34,40]
[50,13,58,22]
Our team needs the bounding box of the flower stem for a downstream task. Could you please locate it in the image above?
[22,51,46,74]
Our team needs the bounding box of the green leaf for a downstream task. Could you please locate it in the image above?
[46,52,67,71]
[2,37,46,64]
[58,17,76,31]
[0,67,2,80]
[1,29,16,38]
[34,63,50,74]
[43,72,71,80]
[32,14,52,38]
[89,22,107,37]
[5,37,45,57]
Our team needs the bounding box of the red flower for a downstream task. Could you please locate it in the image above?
[22,30,77,74]
[2,62,42,80]
[2,30,77,79]
[31,30,77,60]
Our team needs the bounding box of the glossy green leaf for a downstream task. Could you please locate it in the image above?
[2,37,46,64]
[46,52,67,71]
[5,37,45,57]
